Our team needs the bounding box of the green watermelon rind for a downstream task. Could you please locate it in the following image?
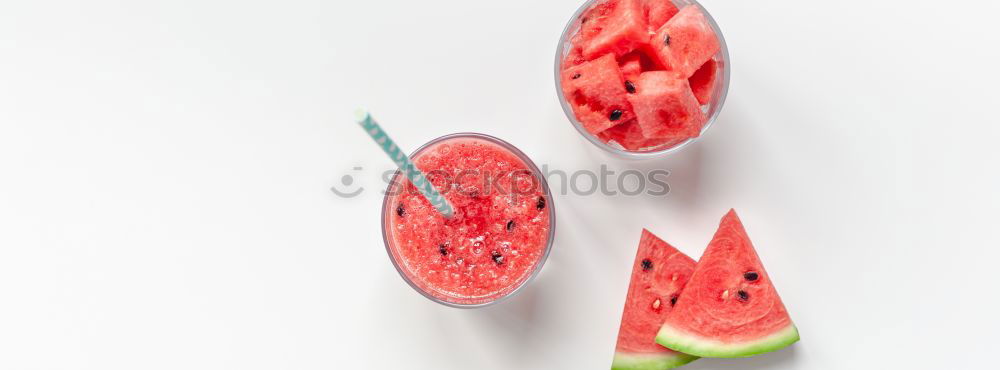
[612,351,699,370]
[655,323,799,358]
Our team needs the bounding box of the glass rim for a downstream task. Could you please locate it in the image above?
[553,0,731,159]
[380,132,557,308]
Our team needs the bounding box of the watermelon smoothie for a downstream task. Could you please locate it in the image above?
[555,0,730,158]
[382,133,554,307]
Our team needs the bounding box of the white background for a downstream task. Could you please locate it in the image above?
[2,0,999,369]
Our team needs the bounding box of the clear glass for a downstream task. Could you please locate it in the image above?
[381,133,556,308]
[554,0,731,159]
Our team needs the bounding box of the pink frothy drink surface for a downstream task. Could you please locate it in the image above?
[385,136,552,305]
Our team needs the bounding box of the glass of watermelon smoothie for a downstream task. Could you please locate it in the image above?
[555,0,730,158]
[381,133,555,308]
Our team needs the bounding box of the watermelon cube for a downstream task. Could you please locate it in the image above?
[578,0,649,59]
[688,59,717,105]
[562,40,587,69]
[641,0,679,30]
[650,5,720,78]
[598,119,646,150]
[619,48,666,81]
[626,71,705,139]
[599,119,681,151]
[619,52,643,83]
[561,54,635,135]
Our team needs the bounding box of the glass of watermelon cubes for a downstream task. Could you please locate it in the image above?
[555,0,730,157]
[381,133,556,308]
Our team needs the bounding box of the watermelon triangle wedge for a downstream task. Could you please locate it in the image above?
[612,230,699,369]
[655,210,799,358]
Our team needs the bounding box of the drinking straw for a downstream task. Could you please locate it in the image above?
[353,110,454,218]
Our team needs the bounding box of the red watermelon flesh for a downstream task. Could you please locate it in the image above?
[650,5,720,79]
[627,71,705,140]
[599,120,682,151]
[612,230,698,369]
[688,59,717,105]
[619,49,666,80]
[576,0,615,41]
[655,210,800,358]
[642,0,680,31]
[563,38,588,69]
[619,53,643,83]
[578,0,649,59]
[599,120,647,151]
[561,54,635,134]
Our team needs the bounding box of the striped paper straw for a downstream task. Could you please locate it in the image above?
[353,110,454,218]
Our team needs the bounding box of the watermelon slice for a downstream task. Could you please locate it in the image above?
[655,210,800,358]
[561,54,635,135]
[627,71,705,140]
[650,6,720,79]
[641,0,679,31]
[612,230,699,370]
[578,0,649,59]
[687,59,717,105]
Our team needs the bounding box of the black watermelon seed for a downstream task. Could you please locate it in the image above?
[663,34,671,46]
[669,294,679,307]
[439,244,449,256]
[744,271,759,281]
[506,220,515,231]
[641,258,653,271]
[625,80,636,94]
[396,204,405,217]
[571,73,581,80]
[609,109,623,121]
[737,290,749,301]
[491,250,504,265]
[536,196,546,210]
